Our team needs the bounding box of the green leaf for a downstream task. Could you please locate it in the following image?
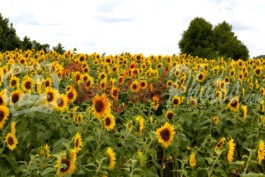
[40,167,55,176]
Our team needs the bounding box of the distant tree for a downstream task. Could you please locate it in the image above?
[179,17,249,60]
[0,14,21,51]
[253,55,265,59]
[21,36,32,50]
[52,43,65,54]
[31,40,50,53]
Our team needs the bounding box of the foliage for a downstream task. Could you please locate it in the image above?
[179,17,249,60]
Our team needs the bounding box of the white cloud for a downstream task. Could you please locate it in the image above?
[0,0,265,57]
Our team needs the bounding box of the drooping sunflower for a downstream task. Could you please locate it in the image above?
[10,89,24,105]
[241,105,247,120]
[214,137,226,154]
[135,115,144,135]
[10,121,16,135]
[0,105,10,129]
[9,76,20,89]
[55,149,76,177]
[165,110,174,120]
[151,95,159,110]
[22,76,34,92]
[5,132,18,151]
[227,96,240,112]
[227,138,236,163]
[92,94,111,119]
[258,140,265,164]
[189,152,196,168]
[55,94,68,112]
[106,147,116,170]
[111,87,119,100]
[73,132,82,153]
[156,122,175,148]
[103,113,116,131]
[172,95,181,106]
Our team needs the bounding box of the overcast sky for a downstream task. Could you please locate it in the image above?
[0,0,264,57]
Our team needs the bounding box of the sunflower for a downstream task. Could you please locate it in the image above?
[139,80,148,90]
[196,72,205,82]
[189,97,197,106]
[22,76,34,92]
[78,54,86,63]
[98,71,107,80]
[10,89,23,105]
[43,78,52,88]
[111,87,119,100]
[92,94,111,119]
[254,67,262,76]
[214,137,226,154]
[151,95,159,110]
[241,105,247,120]
[156,122,175,148]
[5,132,18,151]
[227,96,240,112]
[56,149,76,177]
[100,78,107,91]
[227,138,236,163]
[66,88,77,104]
[55,94,68,112]
[135,115,144,135]
[9,76,20,89]
[0,90,8,106]
[45,87,58,105]
[258,140,265,164]
[130,80,139,93]
[106,147,116,170]
[73,132,82,153]
[172,95,181,106]
[10,121,16,135]
[103,113,116,131]
[84,76,94,90]
[189,152,196,168]
[166,80,173,87]
[73,113,84,123]
[165,110,174,120]
[212,116,219,125]
[0,105,10,129]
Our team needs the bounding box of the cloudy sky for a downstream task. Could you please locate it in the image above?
[0,0,264,57]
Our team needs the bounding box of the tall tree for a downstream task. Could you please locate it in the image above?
[179,17,249,60]
[52,43,65,54]
[21,36,32,51]
[0,14,21,51]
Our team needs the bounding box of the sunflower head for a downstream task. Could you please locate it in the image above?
[73,132,82,153]
[0,105,10,129]
[156,122,175,148]
[5,133,18,151]
[106,147,116,170]
[172,95,181,106]
[92,94,111,119]
[227,96,240,111]
[165,110,174,120]
[103,113,116,131]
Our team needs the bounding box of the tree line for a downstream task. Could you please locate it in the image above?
[0,13,66,54]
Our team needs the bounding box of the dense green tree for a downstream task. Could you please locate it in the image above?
[31,40,50,53]
[0,14,21,51]
[179,17,249,60]
[52,43,65,54]
[21,36,32,51]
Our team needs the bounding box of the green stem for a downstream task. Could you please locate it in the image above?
[208,150,223,177]
[243,149,254,174]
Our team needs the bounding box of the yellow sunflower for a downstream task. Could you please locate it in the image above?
[55,94,68,112]
[0,105,10,129]
[227,138,236,163]
[189,152,196,168]
[103,113,116,131]
[5,132,18,151]
[258,140,265,164]
[10,89,23,105]
[214,137,226,154]
[21,76,34,92]
[45,87,58,105]
[43,78,52,88]
[9,76,20,89]
[156,122,175,148]
[172,95,181,106]
[106,147,116,170]
[165,110,174,120]
[55,149,77,177]
[84,76,94,90]
[130,80,139,93]
[111,87,119,100]
[196,72,206,82]
[135,115,144,135]
[227,96,240,112]
[0,89,8,106]
[66,88,77,104]
[92,94,111,119]
[73,132,82,153]
[151,95,159,110]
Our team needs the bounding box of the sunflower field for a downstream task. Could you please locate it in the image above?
[1,49,265,177]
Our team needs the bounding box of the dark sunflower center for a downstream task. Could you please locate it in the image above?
[140,82,146,87]
[45,81,50,87]
[25,81,31,89]
[0,97,3,105]
[173,99,179,105]
[11,80,17,86]
[113,90,118,97]
[47,92,54,102]
[86,80,91,87]
[75,139,79,148]
[198,74,203,80]
[167,113,173,120]
[67,92,74,100]
[231,100,238,108]
[12,94,19,103]
[8,136,14,146]
[160,129,170,141]
[105,117,111,126]
[256,69,261,75]
[60,158,70,172]
[0,110,4,121]
[132,84,137,90]
[57,98,64,107]
[95,100,104,113]
[79,56,85,61]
